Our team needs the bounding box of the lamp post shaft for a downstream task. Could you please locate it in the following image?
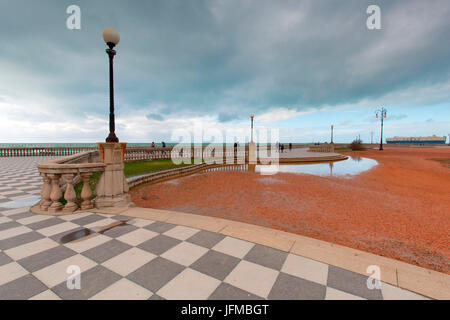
[380,114,383,150]
[377,107,386,151]
[251,117,254,142]
[106,48,119,143]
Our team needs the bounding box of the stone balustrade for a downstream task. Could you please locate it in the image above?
[125,147,173,162]
[308,143,335,153]
[34,151,105,214]
[126,146,248,162]
[1,144,306,160]
[0,146,96,157]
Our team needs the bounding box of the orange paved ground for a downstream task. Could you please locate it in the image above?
[131,147,450,273]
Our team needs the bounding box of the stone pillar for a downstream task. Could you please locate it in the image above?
[249,141,257,164]
[62,173,78,213]
[80,172,94,210]
[40,173,52,211]
[48,174,63,214]
[94,142,133,208]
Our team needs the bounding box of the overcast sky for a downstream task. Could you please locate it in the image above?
[0,0,449,143]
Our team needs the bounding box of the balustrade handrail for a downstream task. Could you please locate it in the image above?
[35,151,106,215]
[308,143,335,153]
[1,144,309,158]
[0,146,96,157]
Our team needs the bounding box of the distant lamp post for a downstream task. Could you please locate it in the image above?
[250,114,255,142]
[102,28,120,143]
[375,107,387,150]
[330,125,334,143]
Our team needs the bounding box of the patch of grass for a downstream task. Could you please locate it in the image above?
[60,171,101,206]
[124,159,194,177]
[428,158,450,168]
[74,171,102,199]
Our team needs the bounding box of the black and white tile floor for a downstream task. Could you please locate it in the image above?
[0,157,428,300]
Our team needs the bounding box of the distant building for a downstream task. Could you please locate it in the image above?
[386,135,446,144]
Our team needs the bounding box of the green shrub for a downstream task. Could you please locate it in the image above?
[349,139,365,151]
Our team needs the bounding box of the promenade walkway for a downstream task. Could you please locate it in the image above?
[259,147,347,163]
[0,157,431,300]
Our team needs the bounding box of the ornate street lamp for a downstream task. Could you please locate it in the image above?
[102,28,120,143]
[250,114,255,142]
[375,107,387,150]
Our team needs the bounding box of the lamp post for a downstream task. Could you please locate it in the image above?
[102,28,120,143]
[250,114,255,142]
[330,125,334,143]
[375,107,387,151]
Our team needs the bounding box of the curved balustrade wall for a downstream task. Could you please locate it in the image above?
[34,150,105,214]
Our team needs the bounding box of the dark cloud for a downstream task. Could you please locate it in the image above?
[0,0,450,121]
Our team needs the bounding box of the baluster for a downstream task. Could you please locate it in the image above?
[48,174,63,213]
[62,173,77,213]
[80,172,94,210]
[39,173,52,211]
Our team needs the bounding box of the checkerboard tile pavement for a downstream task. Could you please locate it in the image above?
[0,209,430,300]
[0,157,58,203]
[0,157,429,300]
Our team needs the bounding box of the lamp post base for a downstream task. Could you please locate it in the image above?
[94,142,133,209]
[249,142,257,164]
[105,132,119,143]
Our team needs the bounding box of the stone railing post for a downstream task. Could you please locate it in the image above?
[62,173,77,213]
[330,142,335,153]
[40,173,52,211]
[48,173,63,214]
[95,142,132,208]
[80,172,94,210]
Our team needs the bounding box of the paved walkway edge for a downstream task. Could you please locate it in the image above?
[92,206,450,300]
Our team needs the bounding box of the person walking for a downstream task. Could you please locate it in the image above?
[289,143,292,150]
[281,144,284,153]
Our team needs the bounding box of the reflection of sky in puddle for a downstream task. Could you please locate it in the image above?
[256,157,378,177]
[0,195,41,209]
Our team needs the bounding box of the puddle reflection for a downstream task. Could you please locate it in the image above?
[256,157,378,176]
